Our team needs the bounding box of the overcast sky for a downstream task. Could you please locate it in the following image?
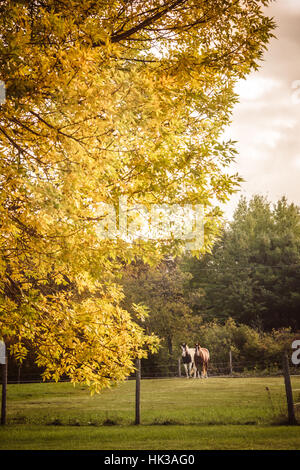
[221,0,300,220]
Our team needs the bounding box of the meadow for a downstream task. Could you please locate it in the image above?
[0,376,299,450]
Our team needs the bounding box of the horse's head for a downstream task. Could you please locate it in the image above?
[194,343,201,354]
[180,343,188,356]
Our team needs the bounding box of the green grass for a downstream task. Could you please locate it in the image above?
[1,424,300,450]
[0,377,300,449]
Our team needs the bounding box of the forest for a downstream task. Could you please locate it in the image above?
[120,194,300,375]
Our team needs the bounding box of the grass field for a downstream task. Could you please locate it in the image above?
[0,377,299,450]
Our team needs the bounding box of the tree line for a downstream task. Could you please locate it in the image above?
[120,195,300,372]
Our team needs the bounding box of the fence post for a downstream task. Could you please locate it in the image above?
[1,341,7,426]
[178,358,181,378]
[1,361,7,426]
[229,349,233,376]
[135,358,141,425]
[282,352,297,425]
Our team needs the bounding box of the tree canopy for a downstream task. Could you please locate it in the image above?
[0,1,275,391]
[185,195,300,331]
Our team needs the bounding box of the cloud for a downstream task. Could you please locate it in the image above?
[222,1,300,220]
[282,0,300,13]
[234,77,282,101]
[292,155,300,169]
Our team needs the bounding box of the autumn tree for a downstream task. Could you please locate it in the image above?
[0,1,275,391]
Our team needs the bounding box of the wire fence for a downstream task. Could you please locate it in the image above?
[7,363,300,384]
[4,359,299,384]
[139,359,300,379]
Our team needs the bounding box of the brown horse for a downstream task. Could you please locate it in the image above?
[194,343,210,378]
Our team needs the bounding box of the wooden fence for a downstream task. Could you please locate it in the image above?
[1,351,299,426]
[134,353,299,426]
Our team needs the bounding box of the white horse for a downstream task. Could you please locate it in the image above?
[180,343,195,378]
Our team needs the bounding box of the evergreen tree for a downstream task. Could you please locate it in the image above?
[185,195,300,331]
